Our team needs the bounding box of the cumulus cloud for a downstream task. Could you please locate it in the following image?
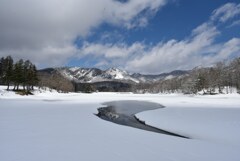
[0,0,167,67]
[125,24,220,73]
[1,1,239,74]
[81,23,220,74]
[126,38,240,74]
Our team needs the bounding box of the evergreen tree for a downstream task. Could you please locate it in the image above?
[28,64,39,90]
[4,56,14,90]
[13,59,24,90]
[0,57,5,81]
[23,60,31,90]
[0,56,38,91]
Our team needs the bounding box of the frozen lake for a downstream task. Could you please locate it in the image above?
[1,87,240,161]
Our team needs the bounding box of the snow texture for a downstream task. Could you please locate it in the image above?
[0,86,240,161]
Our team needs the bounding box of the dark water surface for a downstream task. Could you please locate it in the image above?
[96,100,189,139]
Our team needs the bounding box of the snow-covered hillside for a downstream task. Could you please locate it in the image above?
[55,67,187,83]
[1,86,240,161]
[58,67,139,83]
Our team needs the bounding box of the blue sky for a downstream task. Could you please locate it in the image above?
[0,0,240,74]
[81,0,237,44]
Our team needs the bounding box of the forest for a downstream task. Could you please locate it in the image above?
[0,56,38,92]
[140,57,240,94]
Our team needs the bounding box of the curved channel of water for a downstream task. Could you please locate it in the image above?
[95,100,189,139]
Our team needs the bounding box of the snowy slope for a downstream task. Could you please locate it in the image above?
[104,68,140,83]
[58,67,139,83]
[1,87,240,161]
[54,67,187,83]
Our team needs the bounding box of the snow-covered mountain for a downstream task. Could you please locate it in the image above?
[52,67,188,84]
[37,67,188,92]
[131,70,188,82]
[58,67,139,83]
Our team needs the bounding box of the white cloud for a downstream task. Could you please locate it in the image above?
[0,0,167,66]
[213,38,240,60]
[78,42,145,69]
[79,28,240,74]
[228,20,240,28]
[0,43,78,67]
[1,1,239,74]
[125,23,221,74]
[77,7,240,74]
[80,42,145,59]
[211,3,240,23]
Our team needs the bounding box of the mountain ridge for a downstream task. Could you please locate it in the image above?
[39,67,189,84]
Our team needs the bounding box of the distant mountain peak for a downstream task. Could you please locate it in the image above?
[41,67,188,84]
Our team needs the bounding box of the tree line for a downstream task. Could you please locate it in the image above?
[136,57,240,94]
[0,56,38,91]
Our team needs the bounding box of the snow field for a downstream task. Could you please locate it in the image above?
[1,86,240,161]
